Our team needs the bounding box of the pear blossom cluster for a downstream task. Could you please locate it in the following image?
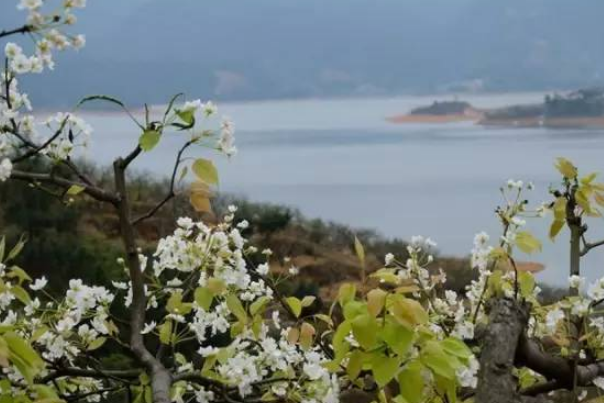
[117,210,337,402]
[1,0,89,181]
[0,248,116,401]
[168,99,237,158]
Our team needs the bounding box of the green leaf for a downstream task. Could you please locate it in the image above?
[351,313,378,350]
[76,94,143,129]
[7,266,32,284]
[515,231,542,254]
[301,296,316,308]
[367,289,387,317]
[167,291,192,315]
[159,321,172,345]
[226,294,248,324]
[518,272,536,298]
[139,130,161,152]
[390,296,428,328]
[441,338,472,360]
[553,197,567,220]
[66,185,85,196]
[0,237,5,262]
[576,188,592,213]
[372,354,400,387]
[556,157,578,179]
[176,109,195,125]
[398,360,425,403]
[88,337,107,351]
[420,341,458,380]
[11,286,31,305]
[6,237,25,262]
[299,322,315,350]
[4,331,45,384]
[337,283,356,307]
[163,93,185,123]
[332,320,352,358]
[382,321,414,356]
[194,287,214,311]
[250,296,271,316]
[549,219,564,241]
[347,350,364,380]
[354,236,365,266]
[286,297,302,318]
[192,158,219,185]
[207,278,226,295]
[33,384,61,400]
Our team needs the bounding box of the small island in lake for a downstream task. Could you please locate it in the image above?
[388,88,604,128]
[387,100,482,123]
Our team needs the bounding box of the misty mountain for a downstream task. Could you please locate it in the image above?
[3,0,604,106]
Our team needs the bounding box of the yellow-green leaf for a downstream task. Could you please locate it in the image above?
[390,297,428,329]
[372,354,400,387]
[556,157,577,179]
[192,158,219,185]
[88,337,106,351]
[347,350,364,380]
[194,287,213,311]
[367,288,387,317]
[549,219,564,241]
[299,322,315,350]
[139,130,161,152]
[66,185,85,196]
[351,313,378,350]
[515,231,542,254]
[398,360,425,403]
[226,294,248,324]
[337,283,356,307]
[354,236,365,266]
[159,321,172,345]
[286,297,302,318]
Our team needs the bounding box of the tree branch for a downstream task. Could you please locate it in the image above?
[113,157,172,403]
[10,169,118,204]
[0,25,31,39]
[580,238,604,256]
[41,367,141,383]
[131,139,194,226]
[517,332,604,390]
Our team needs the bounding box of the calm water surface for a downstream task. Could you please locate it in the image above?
[75,93,604,286]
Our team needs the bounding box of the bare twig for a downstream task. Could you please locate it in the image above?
[132,139,194,225]
[580,238,604,256]
[0,25,31,39]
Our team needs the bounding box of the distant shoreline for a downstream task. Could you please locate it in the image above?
[387,113,604,129]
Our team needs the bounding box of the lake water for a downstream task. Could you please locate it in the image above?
[75,93,604,286]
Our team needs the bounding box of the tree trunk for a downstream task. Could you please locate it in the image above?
[475,298,550,403]
[113,159,172,403]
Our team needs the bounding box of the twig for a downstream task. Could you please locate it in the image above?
[131,139,194,225]
[10,169,118,204]
[0,25,31,39]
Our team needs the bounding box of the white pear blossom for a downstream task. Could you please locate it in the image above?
[0,159,12,182]
[30,276,48,291]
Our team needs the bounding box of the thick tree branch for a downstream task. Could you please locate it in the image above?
[113,157,172,403]
[517,333,604,390]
